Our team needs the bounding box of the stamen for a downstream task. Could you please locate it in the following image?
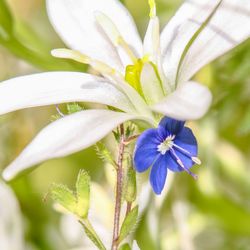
[95,12,137,63]
[148,0,156,18]
[170,148,198,180]
[51,48,116,75]
[52,48,91,63]
[173,143,202,165]
[95,11,121,46]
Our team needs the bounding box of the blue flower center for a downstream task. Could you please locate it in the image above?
[157,135,175,155]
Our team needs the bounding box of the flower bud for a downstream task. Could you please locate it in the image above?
[124,166,137,203]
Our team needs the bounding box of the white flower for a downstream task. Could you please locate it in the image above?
[0,181,25,250]
[1,0,249,180]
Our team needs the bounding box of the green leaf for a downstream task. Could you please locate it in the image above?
[95,142,116,167]
[50,184,77,213]
[119,243,132,250]
[0,0,13,39]
[75,170,90,218]
[79,220,106,250]
[118,205,139,244]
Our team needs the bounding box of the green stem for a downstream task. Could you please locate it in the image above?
[111,124,125,250]
[79,218,106,250]
[0,36,83,71]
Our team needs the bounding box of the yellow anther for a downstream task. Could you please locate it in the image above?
[148,0,156,18]
[192,157,202,165]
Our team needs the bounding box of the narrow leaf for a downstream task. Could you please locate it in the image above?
[79,220,106,250]
[118,205,139,244]
[95,142,116,167]
[75,170,90,218]
[0,0,13,38]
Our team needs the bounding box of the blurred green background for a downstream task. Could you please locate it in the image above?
[0,0,250,249]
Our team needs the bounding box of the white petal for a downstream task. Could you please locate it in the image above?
[178,0,250,83]
[2,110,143,181]
[0,182,25,250]
[152,81,212,120]
[0,72,136,115]
[111,76,155,122]
[46,0,142,70]
[140,63,164,105]
[160,0,250,86]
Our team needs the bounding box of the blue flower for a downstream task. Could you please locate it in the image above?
[134,117,201,195]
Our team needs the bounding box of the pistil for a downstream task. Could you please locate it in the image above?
[157,135,175,155]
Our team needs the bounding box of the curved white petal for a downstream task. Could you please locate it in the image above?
[0,182,25,250]
[46,0,142,71]
[152,81,212,120]
[0,72,136,115]
[2,110,144,181]
[160,0,250,86]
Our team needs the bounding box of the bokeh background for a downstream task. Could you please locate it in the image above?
[0,0,250,249]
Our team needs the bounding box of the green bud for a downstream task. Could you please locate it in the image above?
[75,170,90,218]
[124,166,137,203]
[0,0,13,39]
[67,103,84,114]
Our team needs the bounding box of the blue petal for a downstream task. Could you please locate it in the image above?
[150,156,168,194]
[134,129,160,173]
[166,127,198,172]
[158,117,185,137]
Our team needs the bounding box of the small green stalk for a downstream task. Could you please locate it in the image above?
[79,218,107,250]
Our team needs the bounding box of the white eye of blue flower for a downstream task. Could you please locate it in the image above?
[157,135,175,155]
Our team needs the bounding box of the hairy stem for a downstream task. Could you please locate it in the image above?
[111,124,125,250]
